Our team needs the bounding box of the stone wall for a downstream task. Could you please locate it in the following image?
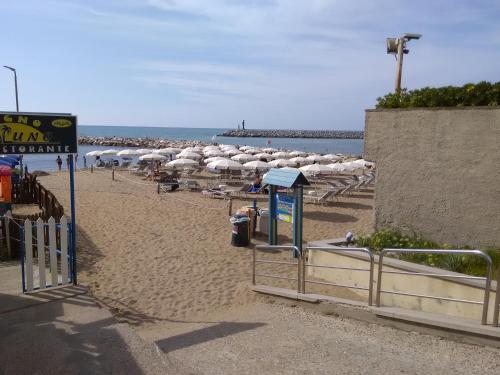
[364,107,500,248]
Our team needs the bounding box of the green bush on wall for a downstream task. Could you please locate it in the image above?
[376,81,500,109]
[355,229,500,279]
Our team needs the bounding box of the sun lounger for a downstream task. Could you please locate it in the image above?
[304,189,338,205]
[129,164,147,175]
[201,189,230,199]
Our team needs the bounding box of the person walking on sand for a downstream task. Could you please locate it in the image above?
[56,155,62,171]
[66,155,71,169]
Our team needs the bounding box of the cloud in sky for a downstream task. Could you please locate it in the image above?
[0,0,499,129]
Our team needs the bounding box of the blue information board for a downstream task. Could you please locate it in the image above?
[275,193,294,223]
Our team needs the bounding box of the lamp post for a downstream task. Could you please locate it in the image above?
[3,65,19,112]
[386,33,422,92]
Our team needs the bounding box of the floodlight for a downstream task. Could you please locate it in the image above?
[404,33,422,40]
[386,38,398,54]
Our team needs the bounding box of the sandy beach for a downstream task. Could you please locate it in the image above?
[38,168,374,324]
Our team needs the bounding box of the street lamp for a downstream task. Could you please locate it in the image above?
[3,65,19,112]
[386,33,422,92]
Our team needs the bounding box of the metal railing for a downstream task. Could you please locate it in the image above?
[304,246,374,306]
[376,248,493,325]
[254,245,302,293]
[493,266,500,326]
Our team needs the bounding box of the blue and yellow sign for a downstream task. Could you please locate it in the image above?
[276,193,294,223]
[0,112,77,154]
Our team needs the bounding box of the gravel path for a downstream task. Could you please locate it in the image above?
[140,301,500,375]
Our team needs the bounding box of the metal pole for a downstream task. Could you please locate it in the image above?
[252,247,256,285]
[395,38,404,92]
[13,70,19,112]
[375,251,385,307]
[481,258,492,325]
[268,185,277,245]
[69,155,77,285]
[493,266,500,326]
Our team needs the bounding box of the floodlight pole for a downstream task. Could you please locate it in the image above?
[395,38,405,93]
[3,66,19,112]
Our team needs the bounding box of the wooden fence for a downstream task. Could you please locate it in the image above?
[1,174,65,259]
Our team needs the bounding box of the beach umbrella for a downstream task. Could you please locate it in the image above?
[243,160,271,170]
[170,148,183,154]
[306,154,326,163]
[299,164,333,175]
[207,159,244,171]
[327,163,347,173]
[268,158,295,167]
[224,149,242,156]
[165,158,198,169]
[272,151,290,159]
[101,149,119,156]
[204,156,230,164]
[117,149,140,157]
[153,148,177,155]
[139,153,168,161]
[86,150,103,157]
[262,147,278,153]
[204,150,225,157]
[203,145,219,152]
[136,148,153,155]
[288,156,309,166]
[231,154,257,162]
[239,145,252,151]
[289,150,307,157]
[244,148,260,154]
[323,154,342,161]
[254,152,275,161]
[177,151,202,160]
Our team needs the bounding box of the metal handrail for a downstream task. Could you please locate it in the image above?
[493,266,500,327]
[305,246,374,306]
[376,248,493,325]
[254,245,301,292]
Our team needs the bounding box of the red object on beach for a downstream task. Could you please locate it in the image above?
[0,166,12,176]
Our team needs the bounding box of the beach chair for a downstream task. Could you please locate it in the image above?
[186,180,201,191]
[304,190,337,205]
[129,164,147,175]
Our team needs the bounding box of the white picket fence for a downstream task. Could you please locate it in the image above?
[23,216,72,292]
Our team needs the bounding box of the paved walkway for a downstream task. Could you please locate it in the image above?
[0,263,188,375]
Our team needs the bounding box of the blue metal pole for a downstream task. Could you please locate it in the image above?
[69,154,77,285]
[268,185,277,245]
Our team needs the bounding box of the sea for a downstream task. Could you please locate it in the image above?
[21,125,364,172]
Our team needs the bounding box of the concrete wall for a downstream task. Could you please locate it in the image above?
[307,247,498,323]
[364,107,500,248]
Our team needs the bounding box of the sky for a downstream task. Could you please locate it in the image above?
[0,0,499,130]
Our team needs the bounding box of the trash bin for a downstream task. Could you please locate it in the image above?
[259,209,269,235]
[230,214,250,247]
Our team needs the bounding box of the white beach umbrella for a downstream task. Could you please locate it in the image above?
[243,160,271,170]
[268,158,295,167]
[231,154,257,162]
[327,163,347,173]
[254,152,275,161]
[204,156,230,164]
[153,148,177,155]
[262,147,278,153]
[280,167,300,172]
[204,150,225,157]
[136,148,153,155]
[165,158,198,169]
[86,150,103,157]
[170,148,183,154]
[139,153,168,161]
[203,145,220,152]
[117,149,140,157]
[182,147,199,153]
[272,151,290,159]
[177,151,202,160]
[306,154,326,163]
[244,148,260,154]
[323,154,342,161]
[289,150,307,157]
[224,149,242,156]
[299,164,333,175]
[239,145,252,151]
[288,156,309,166]
[207,159,244,171]
[101,149,119,156]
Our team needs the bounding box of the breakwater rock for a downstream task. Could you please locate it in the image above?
[219,129,364,139]
[78,136,208,149]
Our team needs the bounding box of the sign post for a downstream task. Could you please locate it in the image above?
[0,111,78,285]
[263,169,309,258]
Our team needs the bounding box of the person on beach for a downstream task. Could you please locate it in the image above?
[66,155,71,169]
[75,154,78,167]
[56,155,62,171]
[83,156,87,168]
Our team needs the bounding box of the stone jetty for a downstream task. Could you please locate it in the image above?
[78,136,208,149]
[219,129,364,139]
